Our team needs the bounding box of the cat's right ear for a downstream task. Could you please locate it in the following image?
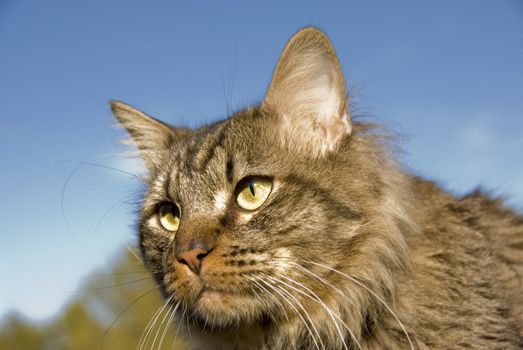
[110,100,175,171]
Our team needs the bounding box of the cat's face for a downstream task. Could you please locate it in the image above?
[112,28,391,330]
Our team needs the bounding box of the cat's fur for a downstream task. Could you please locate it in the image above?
[111,28,523,349]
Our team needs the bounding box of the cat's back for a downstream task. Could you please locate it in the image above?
[459,188,523,337]
[408,177,523,347]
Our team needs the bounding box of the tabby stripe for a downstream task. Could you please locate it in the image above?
[194,122,229,172]
[286,174,362,220]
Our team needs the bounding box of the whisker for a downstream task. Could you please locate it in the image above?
[158,300,181,350]
[288,262,352,304]
[342,213,384,238]
[138,293,176,350]
[83,270,149,278]
[221,73,231,117]
[100,285,160,350]
[92,192,139,235]
[73,277,152,293]
[355,213,383,230]
[61,164,82,236]
[172,302,186,347]
[186,306,193,338]
[249,280,277,321]
[287,261,364,348]
[57,160,141,179]
[250,277,290,334]
[250,278,289,323]
[138,298,165,350]
[267,274,358,350]
[306,260,415,350]
[150,296,178,350]
[255,276,323,350]
[125,243,144,264]
[59,159,142,238]
[182,302,192,338]
[150,302,174,350]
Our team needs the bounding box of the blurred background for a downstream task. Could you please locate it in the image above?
[0,0,522,348]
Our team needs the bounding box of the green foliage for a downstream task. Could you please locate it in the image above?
[0,250,188,350]
[0,313,43,349]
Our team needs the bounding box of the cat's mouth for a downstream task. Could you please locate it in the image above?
[191,286,267,327]
[168,248,277,326]
[167,270,271,327]
[196,281,250,304]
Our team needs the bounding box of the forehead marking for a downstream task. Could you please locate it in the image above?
[194,122,229,171]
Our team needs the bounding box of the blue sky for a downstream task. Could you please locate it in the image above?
[0,0,522,321]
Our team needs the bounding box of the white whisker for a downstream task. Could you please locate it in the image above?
[150,300,174,350]
[267,274,359,350]
[250,277,290,323]
[125,242,143,264]
[172,302,186,348]
[306,260,415,350]
[138,293,175,350]
[288,260,365,348]
[255,276,324,350]
[157,300,180,350]
[250,279,282,324]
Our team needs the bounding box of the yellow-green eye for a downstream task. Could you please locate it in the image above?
[235,177,273,211]
[158,203,180,232]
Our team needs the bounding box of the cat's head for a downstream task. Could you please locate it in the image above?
[111,28,409,336]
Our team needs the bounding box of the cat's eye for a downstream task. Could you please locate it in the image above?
[235,177,273,211]
[158,203,181,232]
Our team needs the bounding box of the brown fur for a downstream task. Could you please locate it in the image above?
[111,28,523,349]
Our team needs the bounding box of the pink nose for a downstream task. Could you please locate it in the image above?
[176,247,210,274]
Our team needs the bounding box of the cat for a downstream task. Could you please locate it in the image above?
[110,27,523,349]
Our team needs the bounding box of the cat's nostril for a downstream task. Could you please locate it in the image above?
[176,247,210,275]
[196,251,208,260]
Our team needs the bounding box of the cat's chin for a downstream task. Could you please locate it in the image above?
[191,289,267,328]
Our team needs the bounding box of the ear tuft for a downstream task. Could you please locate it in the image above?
[110,100,174,171]
[263,27,351,156]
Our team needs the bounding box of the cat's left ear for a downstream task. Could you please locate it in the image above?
[110,100,175,171]
[263,27,351,156]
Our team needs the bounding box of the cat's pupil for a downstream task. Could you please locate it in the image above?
[249,182,256,196]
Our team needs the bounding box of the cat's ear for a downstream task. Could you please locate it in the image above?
[263,27,351,155]
[110,100,175,170]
